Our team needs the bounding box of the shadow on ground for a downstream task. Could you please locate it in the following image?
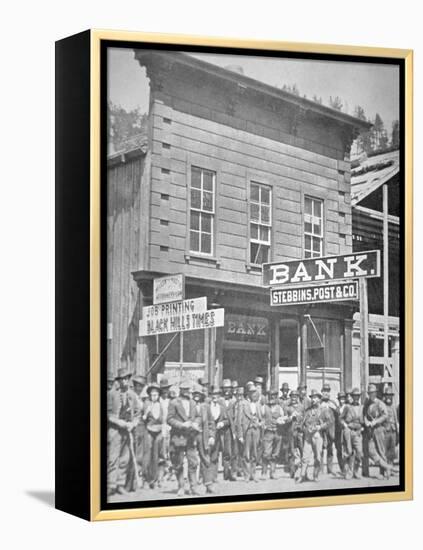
[26,490,55,508]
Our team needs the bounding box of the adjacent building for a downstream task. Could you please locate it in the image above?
[107,51,371,393]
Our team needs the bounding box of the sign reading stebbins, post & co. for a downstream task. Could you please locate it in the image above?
[262,250,380,287]
[271,281,359,306]
[153,273,185,305]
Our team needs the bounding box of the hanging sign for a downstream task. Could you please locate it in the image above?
[139,305,224,336]
[270,281,358,306]
[153,273,185,305]
[262,250,380,287]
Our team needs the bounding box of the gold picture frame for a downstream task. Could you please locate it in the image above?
[55,29,413,521]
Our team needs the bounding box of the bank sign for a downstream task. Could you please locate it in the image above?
[262,250,380,287]
[270,281,358,306]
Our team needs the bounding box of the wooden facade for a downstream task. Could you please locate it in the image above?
[108,51,371,392]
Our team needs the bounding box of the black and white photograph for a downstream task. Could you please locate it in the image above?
[105,44,404,506]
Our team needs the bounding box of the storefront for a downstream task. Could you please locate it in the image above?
[132,273,357,395]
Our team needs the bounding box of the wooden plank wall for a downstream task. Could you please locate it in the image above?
[107,153,146,376]
[148,97,353,288]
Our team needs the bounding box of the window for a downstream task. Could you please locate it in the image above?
[159,330,205,365]
[250,182,272,264]
[304,196,323,258]
[190,166,215,255]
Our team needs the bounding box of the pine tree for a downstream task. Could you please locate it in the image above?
[391,120,400,148]
[329,96,343,111]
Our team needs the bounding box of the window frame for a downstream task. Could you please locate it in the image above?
[188,165,216,257]
[303,194,324,259]
[248,180,273,267]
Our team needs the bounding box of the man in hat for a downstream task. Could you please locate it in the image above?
[192,384,216,494]
[285,389,305,482]
[363,384,392,479]
[237,382,262,482]
[107,374,117,394]
[209,386,233,482]
[167,380,202,496]
[221,379,237,480]
[261,388,286,479]
[298,383,311,412]
[382,386,399,469]
[132,374,148,485]
[300,389,327,482]
[107,367,140,496]
[319,383,339,476]
[142,383,166,489]
[198,376,211,403]
[159,377,172,483]
[279,382,291,469]
[340,388,364,480]
[335,391,347,476]
[233,386,247,478]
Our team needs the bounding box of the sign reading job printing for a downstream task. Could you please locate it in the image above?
[153,273,185,305]
[139,296,225,336]
[262,250,380,287]
[270,281,359,306]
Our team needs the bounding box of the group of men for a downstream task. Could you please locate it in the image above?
[107,368,399,498]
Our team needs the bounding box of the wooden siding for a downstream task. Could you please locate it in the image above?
[107,152,148,376]
[147,98,353,287]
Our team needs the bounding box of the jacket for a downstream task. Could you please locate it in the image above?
[167,397,201,446]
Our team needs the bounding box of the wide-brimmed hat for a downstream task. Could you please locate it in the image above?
[159,377,171,389]
[337,391,346,399]
[321,383,331,392]
[179,380,192,391]
[246,381,256,392]
[222,378,232,388]
[281,382,290,391]
[269,387,279,395]
[236,387,245,395]
[132,375,147,386]
[351,387,361,396]
[298,383,307,390]
[290,389,299,397]
[368,384,377,393]
[197,376,209,387]
[211,386,222,395]
[116,367,132,380]
[254,376,264,385]
[146,382,160,395]
[231,380,239,388]
[192,383,205,396]
[383,386,395,395]
[309,389,321,398]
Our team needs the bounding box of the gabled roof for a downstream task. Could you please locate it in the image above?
[351,149,400,205]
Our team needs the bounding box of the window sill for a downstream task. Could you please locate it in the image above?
[246,263,263,273]
[185,253,221,267]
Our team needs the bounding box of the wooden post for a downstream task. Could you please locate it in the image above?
[383,183,390,383]
[359,278,369,399]
[272,318,280,390]
[343,319,353,392]
[301,315,308,386]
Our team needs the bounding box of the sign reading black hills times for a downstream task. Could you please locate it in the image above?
[262,250,380,287]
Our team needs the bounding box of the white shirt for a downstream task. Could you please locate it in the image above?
[181,398,190,417]
[211,402,220,420]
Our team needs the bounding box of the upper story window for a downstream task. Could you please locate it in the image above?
[190,166,215,255]
[250,182,272,265]
[304,196,323,258]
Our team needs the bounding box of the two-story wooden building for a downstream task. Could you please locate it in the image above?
[107,51,371,393]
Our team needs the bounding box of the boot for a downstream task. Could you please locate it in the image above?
[345,455,354,480]
[270,461,277,480]
[327,454,334,475]
[261,462,268,480]
[313,463,321,481]
[250,462,258,482]
[176,470,185,497]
